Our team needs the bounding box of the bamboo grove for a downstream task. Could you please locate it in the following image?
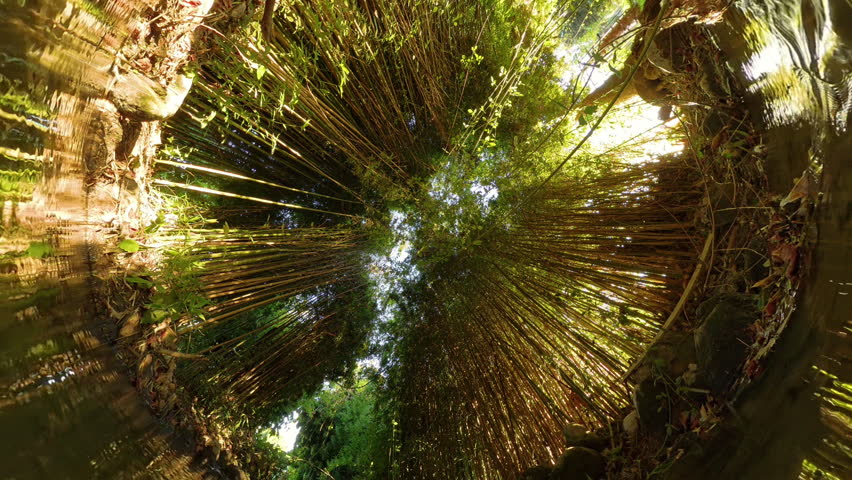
[148,0,704,478]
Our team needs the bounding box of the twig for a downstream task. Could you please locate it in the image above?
[620,232,715,381]
[159,349,207,360]
[261,0,277,44]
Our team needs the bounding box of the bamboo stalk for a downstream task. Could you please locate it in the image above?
[620,232,715,382]
[153,179,360,218]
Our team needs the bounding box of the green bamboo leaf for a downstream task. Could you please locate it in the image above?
[26,242,53,259]
[118,238,140,253]
[126,276,155,288]
[608,63,622,77]
[142,309,169,324]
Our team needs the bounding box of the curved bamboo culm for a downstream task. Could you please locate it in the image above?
[393,160,701,478]
[152,0,707,476]
[155,0,533,430]
[166,227,372,418]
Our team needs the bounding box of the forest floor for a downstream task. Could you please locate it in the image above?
[526,5,819,479]
[80,0,258,478]
[594,105,817,480]
[80,2,820,480]
[585,22,818,480]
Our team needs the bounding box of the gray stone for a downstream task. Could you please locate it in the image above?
[742,237,769,286]
[644,330,697,379]
[695,293,759,395]
[563,424,607,451]
[700,110,725,137]
[632,377,669,436]
[221,464,250,480]
[623,410,640,438]
[110,72,194,121]
[520,464,553,480]
[550,447,606,480]
[83,99,123,174]
[709,182,738,228]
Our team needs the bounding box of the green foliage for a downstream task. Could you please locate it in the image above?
[125,276,155,288]
[289,369,392,480]
[0,72,50,191]
[148,1,703,478]
[165,227,376,427]
[248,432,292,480]
[0,72,51,119]
[0,168,39,201]
[578,105,599,126]
[25,339,59,359]
[25,241,52,259]
[117,238,140,253]
[142,247,209,324]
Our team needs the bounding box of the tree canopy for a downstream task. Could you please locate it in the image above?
[147,0,706,477]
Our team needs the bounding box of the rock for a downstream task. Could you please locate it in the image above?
[700,110,725,137]
[699,64,728,98]
[563,424,586,444]
[563,424,607,451]
[110,72,194,121]
[520,464,553,480]
[695,293,759,395]
[220,461,250,480]
[210,441,221,460]
[643,330,697,379]
[623,410,640,438]
[632,377,669,436]
[658,104,673,121]
[194,444,218,469]
[550,447,606,480]
[118,310,141,339]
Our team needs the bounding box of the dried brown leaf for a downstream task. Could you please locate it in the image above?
[780,173,813,207]
[751,274,776,289]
